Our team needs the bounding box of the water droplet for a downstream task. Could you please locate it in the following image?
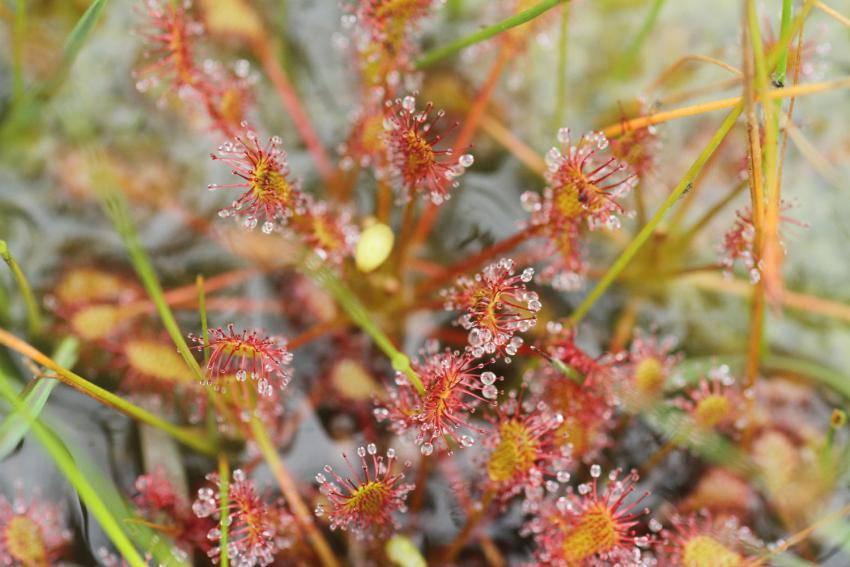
[402,96,416,112]
[482,384,499,400]
[590,464,601,478]
[420,442,434,456]
[459,154,474,168]
[480,371,497,385]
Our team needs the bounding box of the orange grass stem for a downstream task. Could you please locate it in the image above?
[0,328,217,455]
[601,76,850,138]
[250,418,341,567]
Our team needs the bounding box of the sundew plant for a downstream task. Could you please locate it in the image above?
[2,0,850,565]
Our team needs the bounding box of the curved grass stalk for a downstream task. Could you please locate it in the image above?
[99,188,205,384]
[0,369,148,567]
[646,54,742,95]
[0,328,217,455]
[304,254,425,394]
[611,0,667,78]
[416,0,562,68]
[569,107,742,326]
[0,240,42,337]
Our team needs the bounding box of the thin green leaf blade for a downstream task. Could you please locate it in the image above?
[0,337,79,460]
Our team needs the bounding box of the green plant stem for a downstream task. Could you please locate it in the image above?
[554,0,570,127]
[0,240,42,337]
[100,190,205,383]
[766,0,816,72]
[0,327,216,455]
[775,0,794,87]
[0,369,148,567]
[12,0,26,104]
[304,254,425,394]
[569,106,742,325]
[250,418,341,567]
[0,337,77,460]
[612,0,667,78]
[1,0,110,139]
[197,275,210,366]
[218,454,230,567]
[416,0,562,68]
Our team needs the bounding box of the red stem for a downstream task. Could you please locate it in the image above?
[252,41,337,188]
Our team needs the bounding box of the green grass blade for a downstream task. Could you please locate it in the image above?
[42,0,111,96]
[417,0,562,68]
[303,254,425,394]
[1,0,110,138]
[570,106,743,325]
[95,179,205,384]
[0,337,78,460]
[0,239,43,337]
[0,368,147,567]
[612,0,667,78]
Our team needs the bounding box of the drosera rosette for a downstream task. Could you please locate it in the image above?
[616,330,683,409]
[674,365,748,432]
[381,94,474,205]
[523,467,654,566]
[480,391,572,507]
[529,127,637,231]
[209,122,307,234]
[374,342,500,456]
[193,469,295,567]
[133,468,212,556]
[314,443,415,539]
[441,258,542,359]
[658,511,762,567]
[135,0,205,95]
[190,324,294,399]
[340,0,434,89]
[135,1,255,135]
[0,489,72,567]
[352,0,434,55]
[719,200,807,284]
